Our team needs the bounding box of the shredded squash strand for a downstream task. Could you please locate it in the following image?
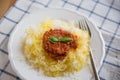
[22,19,90,77]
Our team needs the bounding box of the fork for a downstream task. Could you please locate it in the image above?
[77,16,100,80]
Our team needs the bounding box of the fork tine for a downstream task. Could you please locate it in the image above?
[79,17,84,29]
[78,20,82,29]
[83,18,91,36]
[79,16,91,37]
[83,18,88,31]
[79,16,86,30]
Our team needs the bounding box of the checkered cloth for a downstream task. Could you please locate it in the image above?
[0,0,120,80]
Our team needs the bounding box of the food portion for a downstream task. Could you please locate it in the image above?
[43,29,77,60]
[22,19,90,77]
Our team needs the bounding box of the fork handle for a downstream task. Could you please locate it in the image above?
[90,50,100,80]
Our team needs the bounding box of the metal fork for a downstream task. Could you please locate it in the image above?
[78,16,100,80]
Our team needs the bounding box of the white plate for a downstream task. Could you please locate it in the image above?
[8,8,105,80]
